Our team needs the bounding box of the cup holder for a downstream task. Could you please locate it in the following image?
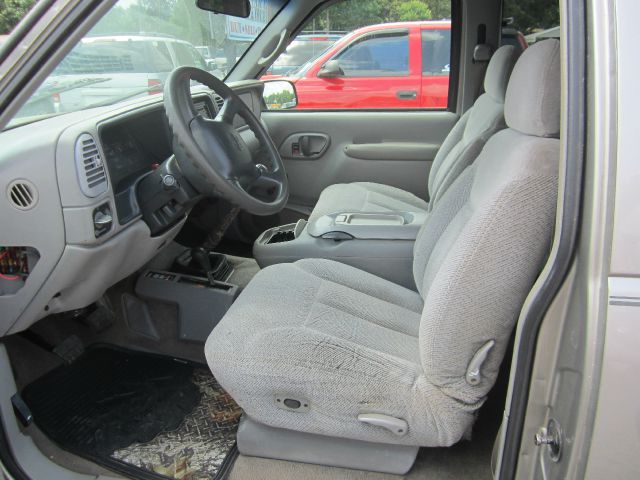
[258,221,306,246]
[268,231,296,244]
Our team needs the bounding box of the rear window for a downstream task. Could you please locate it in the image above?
[53,40,173,74]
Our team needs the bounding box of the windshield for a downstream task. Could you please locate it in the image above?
[8,0,284,128]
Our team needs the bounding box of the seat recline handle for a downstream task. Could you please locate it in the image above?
[466,340,495,385]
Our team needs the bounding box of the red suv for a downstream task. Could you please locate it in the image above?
[263,21,452,109]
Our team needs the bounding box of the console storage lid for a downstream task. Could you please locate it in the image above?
[307,212,427,240]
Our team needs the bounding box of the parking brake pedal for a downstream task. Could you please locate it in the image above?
[52,335,84,364]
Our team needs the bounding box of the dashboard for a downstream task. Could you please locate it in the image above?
[0,81,266,336]
[101,97,214,225]
[103,98,213,195]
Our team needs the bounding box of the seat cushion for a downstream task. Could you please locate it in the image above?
[205,258,477,447]
[307,182,429,225]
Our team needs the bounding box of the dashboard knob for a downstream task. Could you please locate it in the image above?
[92,203,112,238]
[93,211,112,226]
[162,174,178,190]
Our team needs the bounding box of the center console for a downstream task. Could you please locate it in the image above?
[133,248,239,342]
[254,211,426,289]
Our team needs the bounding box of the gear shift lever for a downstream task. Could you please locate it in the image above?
[192,248,216,287]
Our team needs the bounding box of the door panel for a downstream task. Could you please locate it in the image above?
[262,110,458,213]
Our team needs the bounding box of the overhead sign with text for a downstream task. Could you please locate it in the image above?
[226,0,275,41]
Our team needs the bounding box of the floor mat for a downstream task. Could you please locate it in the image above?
[22,345,241,480]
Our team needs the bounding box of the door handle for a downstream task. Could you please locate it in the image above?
[297,134,328,157]
[281,133,330,159]
[396,90,417,100]
[300,135,313,156]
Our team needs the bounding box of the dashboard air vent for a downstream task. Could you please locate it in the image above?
[7,180,38,210]
[75,133,107,198]
[213,94,224,111]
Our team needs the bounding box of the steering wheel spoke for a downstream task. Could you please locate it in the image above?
[215,96,239,125]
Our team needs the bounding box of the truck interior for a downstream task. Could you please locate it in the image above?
[0,0,588,479]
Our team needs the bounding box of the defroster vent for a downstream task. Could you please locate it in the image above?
[75,133,107,198]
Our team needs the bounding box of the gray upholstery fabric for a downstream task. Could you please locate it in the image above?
[415,129,559,405]
[205,259,474,447]
[483,45,519,102]
[505,39,561,138]
[307,45,518,225]
[206,39,560,448]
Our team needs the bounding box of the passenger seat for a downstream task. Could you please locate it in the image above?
[307,45,520,224]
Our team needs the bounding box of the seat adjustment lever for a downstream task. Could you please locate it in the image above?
[358,413,408,436]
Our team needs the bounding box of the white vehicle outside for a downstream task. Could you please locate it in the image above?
[38,35,212,114]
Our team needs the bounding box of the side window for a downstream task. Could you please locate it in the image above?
[335,32,409,77]
[263,0,452,111]
[421,29,450,75]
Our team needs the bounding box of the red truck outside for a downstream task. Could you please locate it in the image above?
[262,21,452,109]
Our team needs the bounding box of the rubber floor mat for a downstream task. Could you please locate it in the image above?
[22,345,242,479]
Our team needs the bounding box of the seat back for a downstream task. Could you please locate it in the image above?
[413,39,561,405]
[427,45,519,207]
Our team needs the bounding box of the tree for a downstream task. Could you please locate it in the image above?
[303,0,449,33]
[0,0,36,34]
[393,0,433,21]
[503,0,559,33]
[427,0,451,19]
[311,0,386,31]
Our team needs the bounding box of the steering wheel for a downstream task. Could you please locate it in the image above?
[163,66,288,215]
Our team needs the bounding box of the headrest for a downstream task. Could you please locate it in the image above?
[505,39,561,137]
[484,45,518,103]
